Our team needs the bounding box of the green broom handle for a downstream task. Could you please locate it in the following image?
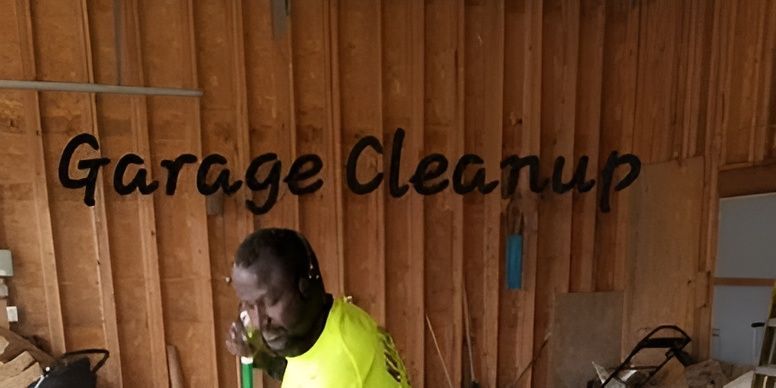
[241,357,254,388]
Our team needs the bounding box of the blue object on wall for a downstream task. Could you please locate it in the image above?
[506,233,523,289]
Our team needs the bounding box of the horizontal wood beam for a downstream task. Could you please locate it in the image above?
[718,162,776,197]
[714,277,776,287]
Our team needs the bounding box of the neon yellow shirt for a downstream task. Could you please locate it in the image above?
[281,297,411,388]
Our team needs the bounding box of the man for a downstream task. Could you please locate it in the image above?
[226,228,411,387]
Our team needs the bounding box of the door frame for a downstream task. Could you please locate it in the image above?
[710,163,776,361]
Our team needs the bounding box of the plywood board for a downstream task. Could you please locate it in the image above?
[548,292,624,388]
[624,157,704,358]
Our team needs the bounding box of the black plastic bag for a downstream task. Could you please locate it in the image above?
[27,349,109,388]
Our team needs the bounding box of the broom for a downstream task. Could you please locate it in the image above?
[463,285,480,388]
[240,356,254,388]
[239,310,255,388]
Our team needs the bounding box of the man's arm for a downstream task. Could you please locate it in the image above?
[253,350,287,381]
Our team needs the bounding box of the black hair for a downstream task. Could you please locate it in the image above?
[235,228,323,287]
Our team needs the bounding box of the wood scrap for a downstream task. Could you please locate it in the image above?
[0,336,9,356]
[167,345,184,388]
[0,362,41,388]
[722,371,753,388]
[717,361,752,381]
[649,358,689,387]
[0,351,34,380]
[548,292,624,387]
[684,360,729,388]
[0,300,8,330]
[725,365,752,381]
[0,328,54,366]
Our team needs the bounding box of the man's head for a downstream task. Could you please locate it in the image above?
[231,228,327,357]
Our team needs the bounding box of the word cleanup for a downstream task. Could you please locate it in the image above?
[58,129,640,214]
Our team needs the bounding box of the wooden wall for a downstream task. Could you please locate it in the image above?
[0,0,774,387]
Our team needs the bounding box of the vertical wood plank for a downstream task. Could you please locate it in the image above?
[597,0,642,360]
[462,0,503,386]
[185,0,222,384]
[338,0,387,324]
[454,0,465,384]
[721,1,763,166]
[192,0,255,387]
[423,0,464,385]
[30,0,123,385]
[291,0,345,297]
[569,0,604,294]
[744,0,766,165]
[92,96,162,388]
[716,0,735,168]
[78,2,125,379]
[752,0,776,163]
[242,1,299,385]
[681,0,715,160]
[124,0,171,384]
[632,0,681,164]
[595,0,639,293]
[671,1,717,360]
[674,0,713,161]
[382,0,425,384]
[532,0,578,385]
[497,0,534,386]
[137,0,220,385]
[327,0,346,298]
[674,0,692,160]
[695,0,727,361]
[86,0,169,385]
[514,0,542,385]
[244,0,299,232]
[131,97,173,387]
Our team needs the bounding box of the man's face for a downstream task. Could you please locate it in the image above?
[231,259,316,357]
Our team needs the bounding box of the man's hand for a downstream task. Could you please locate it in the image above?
[225,319,254,358]
[225,319,287,380]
